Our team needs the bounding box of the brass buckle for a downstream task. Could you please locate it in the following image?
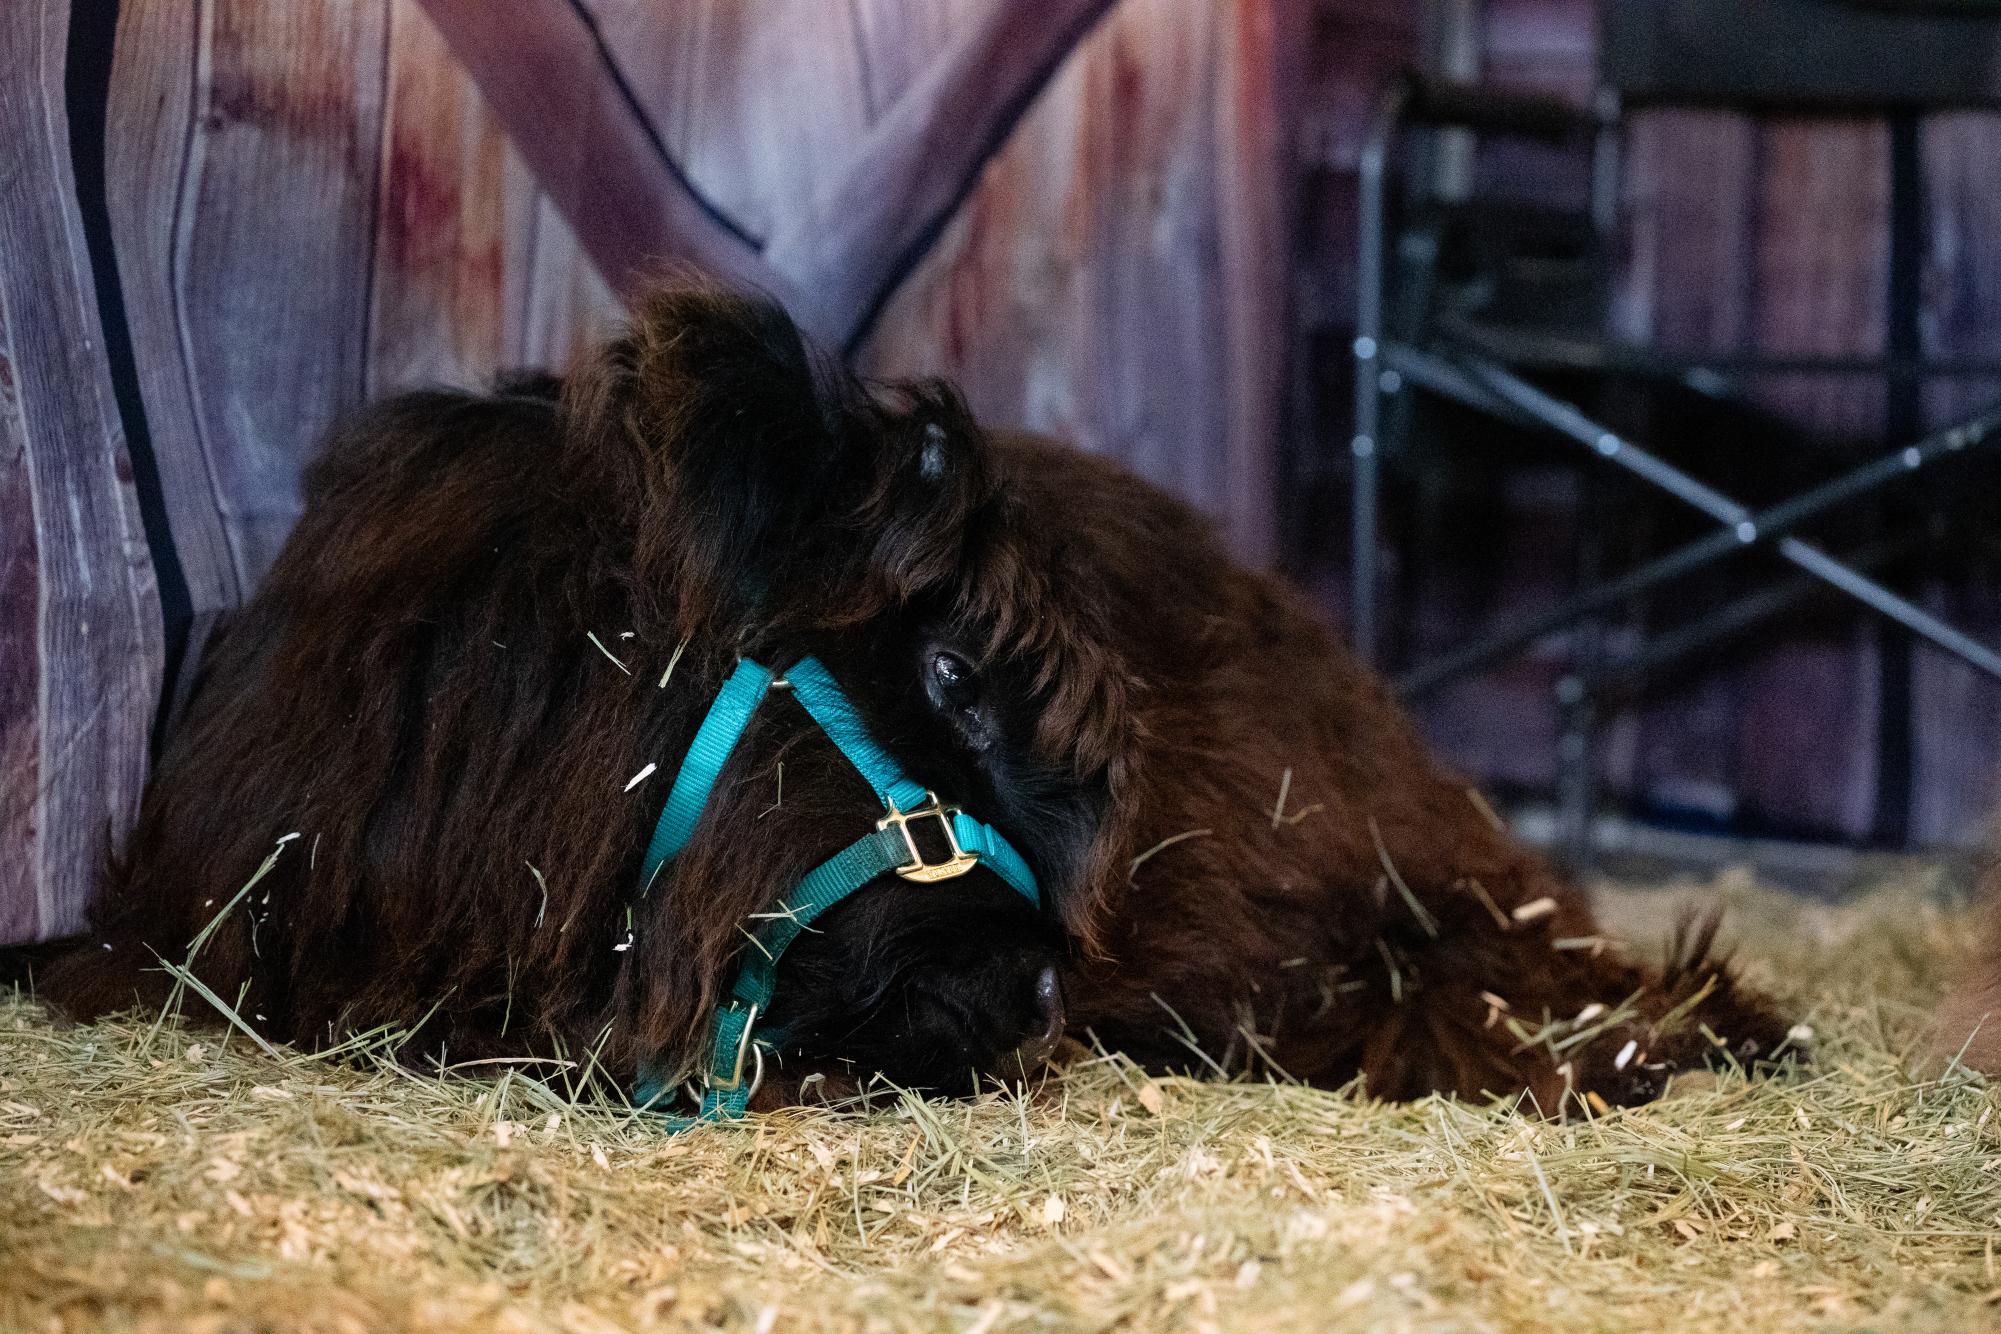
[877,791,979,882]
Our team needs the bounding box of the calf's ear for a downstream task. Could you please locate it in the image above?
[566,282,849,633]
[567,280,989,636]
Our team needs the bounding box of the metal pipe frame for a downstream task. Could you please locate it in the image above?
[1388,343,2001,694]
[1436,315,2001,379]
[1579,537,1913,695]
[1352,74,1619,667]
[1349,69,2001,860]
[1350,80,1412,667]
[1419,348,2001,683]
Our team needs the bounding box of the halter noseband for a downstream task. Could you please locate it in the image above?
[633,656,1041,1123]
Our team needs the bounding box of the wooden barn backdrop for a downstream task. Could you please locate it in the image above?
[1,0,1298,944]
[3,0,1998,946]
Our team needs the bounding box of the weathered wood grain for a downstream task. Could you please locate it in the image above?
[1732,619,1884,840]
[1911,590,2001,845]
[857,0,1282,558]
[514,188,625,375]
[848,0,993,122]
[368,0,624,392]
[413,0,783,308]
[1615,109,1758,349]
[1920,115,2001,433]
[367,0,529,393]
[1912,112,2001,845]
[518,0,1125,351]
[762,0,1121,348]
[109,0,394,593]
[103,0,239,632]
[1480,0,1594,101]
[1741,120,1887,837]
[509,0,1284,556]
[1213,0,1302,566]
[1752,119,1890,436]
[1613,108,1760,821]
[0,0,163,943]
[582,0,872,244]
[1620,115,1890,841]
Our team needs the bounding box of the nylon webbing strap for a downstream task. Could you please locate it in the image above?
[951,812,1039,904]
[726,827,915,1007]
[634,826,913,1122]
[640,658,774,889]
[784,657,933,813]
[633,654,1043,1128]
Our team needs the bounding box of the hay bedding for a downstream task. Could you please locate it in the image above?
[3,868,1997,1333]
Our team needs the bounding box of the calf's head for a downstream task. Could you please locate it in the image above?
[570,288,1133,1100]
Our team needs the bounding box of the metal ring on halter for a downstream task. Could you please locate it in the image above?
[696,1040,772,1104]
[696,1001,766,1099]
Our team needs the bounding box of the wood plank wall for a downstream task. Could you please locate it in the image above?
[859,0,1298,556]
[0,0,163,942]
[1913,114,2001,845]
[108,0,620,651]
[101,0,1285,605]
[0,0,1294,943]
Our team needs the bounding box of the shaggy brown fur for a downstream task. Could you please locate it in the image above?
[32,282,1792,1114]
[1936,830,2001,1074]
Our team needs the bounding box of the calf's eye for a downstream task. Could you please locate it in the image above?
[926,650,981,712]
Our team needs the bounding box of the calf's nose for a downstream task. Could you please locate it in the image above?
[1008,965,1067,1072]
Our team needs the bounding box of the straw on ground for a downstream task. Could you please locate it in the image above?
[2,863,1996,1332]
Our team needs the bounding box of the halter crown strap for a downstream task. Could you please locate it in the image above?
[783,657,934,813]
[639,658,775,889]
[632,654,1042,1125]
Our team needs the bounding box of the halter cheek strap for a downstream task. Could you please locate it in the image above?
[632,656,1041,1124]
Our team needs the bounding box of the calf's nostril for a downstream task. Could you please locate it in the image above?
[1011,965,1067,1070]
[1034,965,1064,1028]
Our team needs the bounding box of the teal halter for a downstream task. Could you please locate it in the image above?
[633,655,1041,1123]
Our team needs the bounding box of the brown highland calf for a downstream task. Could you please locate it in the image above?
[32,283,1793,1114]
